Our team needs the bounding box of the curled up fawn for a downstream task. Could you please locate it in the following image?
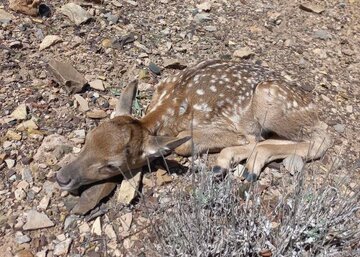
[56,60,332,191]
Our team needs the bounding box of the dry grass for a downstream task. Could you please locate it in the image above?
[143,162,360,257]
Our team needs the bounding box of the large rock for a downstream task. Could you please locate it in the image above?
[60,3,92,26]
[47,58,87,94]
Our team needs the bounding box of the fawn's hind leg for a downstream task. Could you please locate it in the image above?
[214,81,332,181]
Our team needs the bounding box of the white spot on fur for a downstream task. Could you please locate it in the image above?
[210,85,217,92]
[196,89,205,95]
[193,103,212,112]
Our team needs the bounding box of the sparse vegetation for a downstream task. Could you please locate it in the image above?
[146,164,360,256]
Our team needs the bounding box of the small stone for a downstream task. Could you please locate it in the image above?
[119,212,132,234]
[89,79,105,91]
[6,129,22,141]
[5,158,15,168]
[204,25,217,32]
[0,9,14,24]
[333,124,345,133]
[10,103,27,120]
[79,222,91,234]
[104,13,119,24]
[313,29,332,40]
[148,62,161,75]
[163,58,187,69]
[91,217,102,236]
[38,196,50,210]
[104,224,117,240]
[61,3,92,26]
[86,109,107,119]
[9,41,22,48]
[53,238,72,256]
[117,171,142,204]
[123,0,138,6]
[197,1,212,11]
[156,169,173,186]
[64,215,77,230]
[283,154,304,174]
[23,210,54,230]
[234,164,246,177]
[194,13,212,23]
[74,94,89,112]
[233,47,254,59]
[74,129,86,139]
[15,188,26,201]
[16,120,38,131]
[15,232,31,244]
[17,180,30,190]
[39,35,62,50]
[346,105,353,113]
[299,3,325,14]
[313,48,327,59]
[102,38,112,48]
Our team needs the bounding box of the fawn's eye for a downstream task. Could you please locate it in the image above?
[100,164,118,174]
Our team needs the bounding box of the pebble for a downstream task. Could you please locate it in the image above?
[6,129,22,141]
[299,3,325,14]
[233,47,254,58]
[38,195,50,210]
[346,105,353,113]
[89,79,105,91]
[10,103,27,120]
[16,120,39,131]
[313,29,332,40]
[148,62,161,75]
[194,13,212,23]
[74,94,89,112]
[283,154,304,174]
[15,232,31,244]
[39,35,62,50]
[86,109,107,119]
[79,222,91,234]
[5,158,15,168]
[204,25,217,32]
[64,215,77,230]
[15,188,27,201]
[54,238,72,256]
[91,217,102,236]
[23,210,54,230]
[197,1,212,11]
[333,124,345,133]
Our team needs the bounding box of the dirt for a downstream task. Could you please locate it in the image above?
[0,0,359,256]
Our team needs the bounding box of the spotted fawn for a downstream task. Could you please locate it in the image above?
[56,60,332,190]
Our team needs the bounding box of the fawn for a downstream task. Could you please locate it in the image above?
[56,60,332,190]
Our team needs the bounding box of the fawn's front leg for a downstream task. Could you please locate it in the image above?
[174,128,249,156]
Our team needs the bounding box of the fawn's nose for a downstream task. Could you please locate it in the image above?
[56,171,72,187]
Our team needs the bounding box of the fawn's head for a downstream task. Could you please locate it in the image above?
[56,81,190,191]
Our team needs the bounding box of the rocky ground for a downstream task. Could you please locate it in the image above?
[0,0,359,257]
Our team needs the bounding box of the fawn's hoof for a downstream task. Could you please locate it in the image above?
[212,165,228,180]
[241,168,258,182]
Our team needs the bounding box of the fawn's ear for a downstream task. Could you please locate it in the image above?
[115,80,138,116]
[143,135,191,158]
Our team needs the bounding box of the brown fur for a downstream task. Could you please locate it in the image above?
[56,60,332,189]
